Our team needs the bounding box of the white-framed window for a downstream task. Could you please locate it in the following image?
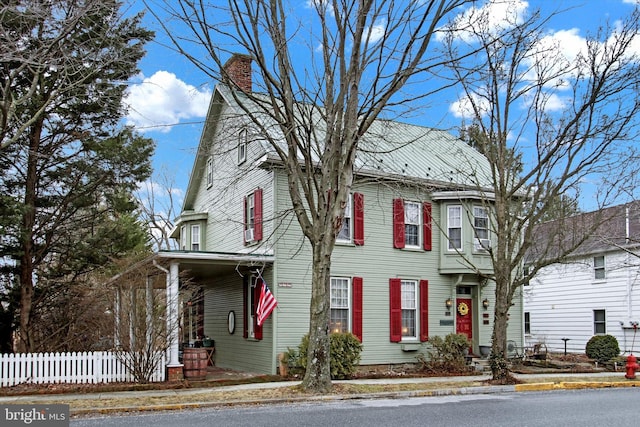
[245,192,255,242]
[473,206,490,251]
[337,195,352,242]
[594,255,605,280]
[330,277,350,333]
[447,205,462,250]
[404,201,421,247]
[594,309,606,334]
[401,280,417,338]
[180,225,187,250]
[191,225,200,251]
[206,157,213,188]
[238,128,247,164]
[524,312,531,335]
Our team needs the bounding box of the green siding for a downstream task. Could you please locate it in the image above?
[268,170,522,365]
[202,271,275,374]
[189,105,275,255]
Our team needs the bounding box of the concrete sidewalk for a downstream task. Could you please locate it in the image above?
[0,371,634,417]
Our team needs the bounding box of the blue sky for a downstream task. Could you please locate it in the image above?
[123,0,640,213]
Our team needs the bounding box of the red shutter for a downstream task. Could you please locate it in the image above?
[419,280,429,342]
[254,188,263,241]
[243,195,248,245]
[389,278,402,342]
[393,198,405,248]
[353,193,364,245]
[352,277,363,342]
[254,279,263,340]
[242,278,248,339]
[423,202,432,251]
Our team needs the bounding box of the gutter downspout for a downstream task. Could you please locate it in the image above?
[625,207,632,352]
[626,207,632,321]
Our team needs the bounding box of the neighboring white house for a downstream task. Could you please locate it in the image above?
[524,202,640,355]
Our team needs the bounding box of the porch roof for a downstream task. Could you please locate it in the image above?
[156,250,275,280]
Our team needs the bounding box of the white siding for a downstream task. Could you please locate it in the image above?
[525,250,640,354]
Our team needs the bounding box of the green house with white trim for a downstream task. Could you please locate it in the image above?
[159,54,524,376]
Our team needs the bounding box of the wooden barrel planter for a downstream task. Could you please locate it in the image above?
[183,347,208,380]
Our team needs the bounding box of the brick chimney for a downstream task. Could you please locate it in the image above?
[222,53,252,92]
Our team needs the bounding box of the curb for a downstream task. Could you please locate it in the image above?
[26,376,634,417]
[514,381,639,392]
[70,381,640,417]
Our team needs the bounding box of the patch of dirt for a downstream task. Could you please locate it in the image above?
[510,352,606,374]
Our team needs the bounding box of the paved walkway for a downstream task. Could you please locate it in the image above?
[0,371,633,416]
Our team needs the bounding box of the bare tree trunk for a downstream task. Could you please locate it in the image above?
[490,264,515,383]
[302,243,332,392]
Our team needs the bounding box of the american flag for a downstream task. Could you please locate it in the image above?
[256,280,277,326]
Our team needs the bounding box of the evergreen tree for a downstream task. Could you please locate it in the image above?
[0,0,154,352]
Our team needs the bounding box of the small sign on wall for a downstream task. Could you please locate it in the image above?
[278,282,292,288]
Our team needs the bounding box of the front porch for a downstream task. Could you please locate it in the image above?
[109,251,274,382]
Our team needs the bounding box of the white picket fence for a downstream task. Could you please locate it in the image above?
[0,351,166,387]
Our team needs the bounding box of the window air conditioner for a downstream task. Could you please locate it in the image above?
[478,238,491,250]
[244,228,255,242]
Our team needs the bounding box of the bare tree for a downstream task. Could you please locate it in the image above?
[106,257,199,383]
[440,3,640,383]
[135,169,182,251]
[152,0,472,392]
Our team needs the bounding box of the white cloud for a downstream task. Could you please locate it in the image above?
[521,28,587,88]
[365,20,387,44]
[540,93,567,112]
[124,71,211,133]
[449,92,491,119]
[438,0,529,42]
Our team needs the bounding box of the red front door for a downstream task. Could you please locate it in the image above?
[456,298,473,343]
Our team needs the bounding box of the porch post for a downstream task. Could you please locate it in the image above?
[146,275,153,349]
[167,261,181,368]
[114,287,121,348]
[129,287,136,350]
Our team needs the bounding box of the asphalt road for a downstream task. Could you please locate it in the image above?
[72,387,637,427]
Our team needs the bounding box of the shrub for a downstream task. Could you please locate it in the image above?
[585,334,620,363]
[329,332,363,379]
[295,332,363,379]
[418,333,470,373]
[281,346,305,377]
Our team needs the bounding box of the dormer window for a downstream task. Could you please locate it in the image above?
[238,128,247,164]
